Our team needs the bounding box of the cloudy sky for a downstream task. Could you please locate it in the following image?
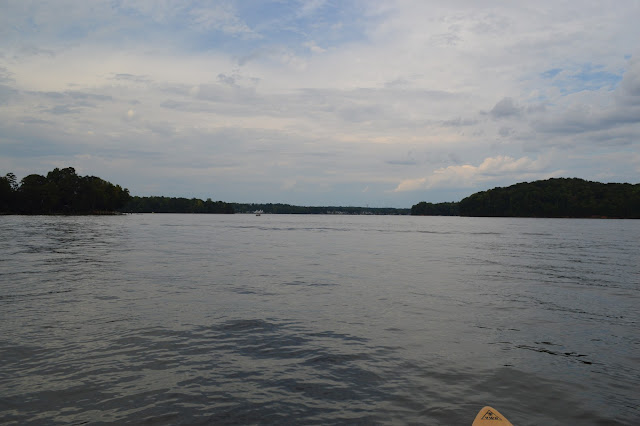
[1,1,639,207]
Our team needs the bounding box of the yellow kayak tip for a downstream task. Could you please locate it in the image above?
[472,406,513,426]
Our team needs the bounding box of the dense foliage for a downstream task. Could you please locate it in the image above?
[457,178,640,218]
[1,167,130,214]
[232,203,410,215]
[122,196,234,214]
[410,201,459,216]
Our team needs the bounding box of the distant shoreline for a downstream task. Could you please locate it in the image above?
[3,170,638,218]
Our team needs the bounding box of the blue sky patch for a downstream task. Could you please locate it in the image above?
[551,63,622,94]
[541,68,562,79]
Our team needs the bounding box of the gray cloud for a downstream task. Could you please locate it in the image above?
[490,97,522,119]
[0,119,84,157]
[0,84,18,104]
[471,13,511,35]
[526,103,547,114]
[338,104,387,123]
[18,117,54,125]
[217,73,237,87]
[113,73,152,84]
[384,77,412,88]
[616,59,640,105]
[160,99,191,110]
[45,105,81,115]
[67,91,113,102]
[532,106,640,135]
[37,90,113,106]
[43,91,65,99]
[499,126,514,137]
[14,45,55,58]
[441,117,478,127]
[0,67,14,83]
[430,31,461,46]
[386,160,418,166]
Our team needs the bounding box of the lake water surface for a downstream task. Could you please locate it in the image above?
[1,214,638,425]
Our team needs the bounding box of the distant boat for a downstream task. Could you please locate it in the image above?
[254,210,263,216]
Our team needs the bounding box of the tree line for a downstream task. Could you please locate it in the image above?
[410,201,459,216]
[122,196,234,214]
[232,203,410,215]
[1,167,408,215]
[1,167,131,214]
[7,169,635,218]
[411,178,640,218]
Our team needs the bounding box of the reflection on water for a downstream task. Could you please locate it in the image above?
[1,215,638,425]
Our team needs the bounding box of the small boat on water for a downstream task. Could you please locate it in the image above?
[254,210,263,216]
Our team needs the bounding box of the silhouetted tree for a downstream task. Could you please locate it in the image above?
[411,202,459,216]
[1,167,131,214]
[121,196,234,213]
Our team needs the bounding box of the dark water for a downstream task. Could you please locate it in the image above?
[1,214,638,425]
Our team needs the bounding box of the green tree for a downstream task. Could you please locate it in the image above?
[458,178,640,218]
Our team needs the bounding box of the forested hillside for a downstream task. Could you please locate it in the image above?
[457,178,640,218]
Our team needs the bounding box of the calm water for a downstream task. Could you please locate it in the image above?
[1,214,638,425]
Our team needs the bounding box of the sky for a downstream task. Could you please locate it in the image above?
[1,0,639,207]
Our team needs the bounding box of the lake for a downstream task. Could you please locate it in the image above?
[1,214,638,425]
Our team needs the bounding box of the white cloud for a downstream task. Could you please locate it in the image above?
[394,155,554,192]
[296,0,327,19]
[303,41,326,54]
[189,4,256,37]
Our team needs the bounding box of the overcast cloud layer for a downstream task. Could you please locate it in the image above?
[1,0,639,207]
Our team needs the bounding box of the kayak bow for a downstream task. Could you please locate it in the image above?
[472,406,513,426]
